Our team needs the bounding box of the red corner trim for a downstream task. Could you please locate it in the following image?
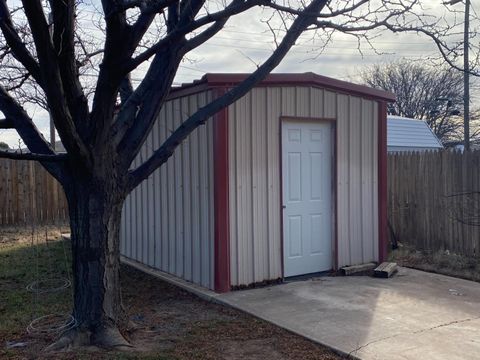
[213,88,231,293]
[378,101,388,263]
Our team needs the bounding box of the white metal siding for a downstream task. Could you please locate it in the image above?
[228,86,379,286]
[387,116,443,151]
[120,91,215,289]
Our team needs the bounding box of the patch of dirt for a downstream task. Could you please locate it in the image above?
[219,339,283,360]
[390,243,480,283]
[120,265,343,359]
[1,227,345,359]
[0,226,69,246]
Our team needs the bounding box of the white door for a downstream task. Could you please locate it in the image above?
[282,120,332,277]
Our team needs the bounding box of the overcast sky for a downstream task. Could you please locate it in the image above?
[1,0,479,147]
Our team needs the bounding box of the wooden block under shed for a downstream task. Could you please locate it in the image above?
[341,262,377,276]
[374,262,398,278]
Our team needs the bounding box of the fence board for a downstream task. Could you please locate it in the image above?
[0,159,68,226]
[388,150,480,258]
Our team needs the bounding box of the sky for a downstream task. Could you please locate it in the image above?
[1,0,479,148]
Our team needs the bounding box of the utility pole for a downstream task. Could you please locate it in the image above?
[446,0,470,150]
[464,0,470,151]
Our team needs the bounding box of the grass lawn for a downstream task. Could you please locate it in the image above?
[0,227,344,360]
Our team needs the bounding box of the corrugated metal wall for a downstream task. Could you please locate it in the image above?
[228,86,379,286]
[120,90,215,289]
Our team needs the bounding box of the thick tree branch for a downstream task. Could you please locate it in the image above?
[0,86,53,154]
[49,0,90,134]
[88,0,131,148]
[0,0,42,84]
[184,18,227,51]
[125,0,269,72]
[116,41,187,164]
[126,0,328,190]
[0,85,64,179]
[119,0,315,163]
[0,149,67,161]
[21,0,91,165]
[117,0,176,13]
[178,0,205,28]
[113,0,290,164]
[0,117,13,128]
[119,75,134,105]
[266,0,369,18]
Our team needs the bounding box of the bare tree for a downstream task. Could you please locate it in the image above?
[448,108,480,148]
[360,60,473,144]
[0,0,478,350]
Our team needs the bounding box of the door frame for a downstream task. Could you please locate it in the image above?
[279,116,338,278]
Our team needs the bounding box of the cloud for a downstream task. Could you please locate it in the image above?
[1,0,478,147]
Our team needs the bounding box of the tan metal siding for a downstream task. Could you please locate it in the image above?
[349,97,363,264]
[229,86,379,286]
[337,94,350,266]
[266,88,282,281]
[120,90,215,289]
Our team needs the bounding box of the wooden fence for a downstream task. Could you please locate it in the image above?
[388,150,480,257]
[0,159,68,226]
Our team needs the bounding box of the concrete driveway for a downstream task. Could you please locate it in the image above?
[217,268,480,359]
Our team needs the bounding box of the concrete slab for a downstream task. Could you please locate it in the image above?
[217,267,480,359]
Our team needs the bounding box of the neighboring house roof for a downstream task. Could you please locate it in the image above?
[170,72,396,102]
[387,115,443,150]
[53,140,66,153]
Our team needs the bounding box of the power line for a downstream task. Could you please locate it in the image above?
[74,20,444,49]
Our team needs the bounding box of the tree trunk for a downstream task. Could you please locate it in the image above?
[52,178,130,349]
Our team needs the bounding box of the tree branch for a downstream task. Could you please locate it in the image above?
[265,0,369,18]
[125,0,269,72]
[88,0,131,148]
[21,0,91,165]
[119,75,134,105]
[312,3,479,77]
[117,0,176,13]
[0,85,64,179]
[0,86,53,154]
[110,0,267,145]
[0,117,13,128]
[184,18,227,51]
[126,0,328,190]
[0,0,42,84]
[49,0,90,134]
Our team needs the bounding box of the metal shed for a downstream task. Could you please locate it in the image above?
[387,115,443,152]
[120,72,394,292]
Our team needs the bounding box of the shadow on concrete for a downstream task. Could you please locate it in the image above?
[218,267,480,360]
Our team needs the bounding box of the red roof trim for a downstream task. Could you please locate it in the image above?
[169,72,395,102]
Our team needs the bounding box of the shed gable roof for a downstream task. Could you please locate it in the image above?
[169,72,395,102]
[387,115,443,149]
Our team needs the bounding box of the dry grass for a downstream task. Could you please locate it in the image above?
[389,243,480,283]
[0,227,344,360]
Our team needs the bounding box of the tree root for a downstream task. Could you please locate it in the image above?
[93,325,133,349]
[44,325,133,352]
[44,328,91,352]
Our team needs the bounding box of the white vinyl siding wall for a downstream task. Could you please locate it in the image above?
[387,116,443,152]
[228,86,379,286]
[120,91,215,289]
